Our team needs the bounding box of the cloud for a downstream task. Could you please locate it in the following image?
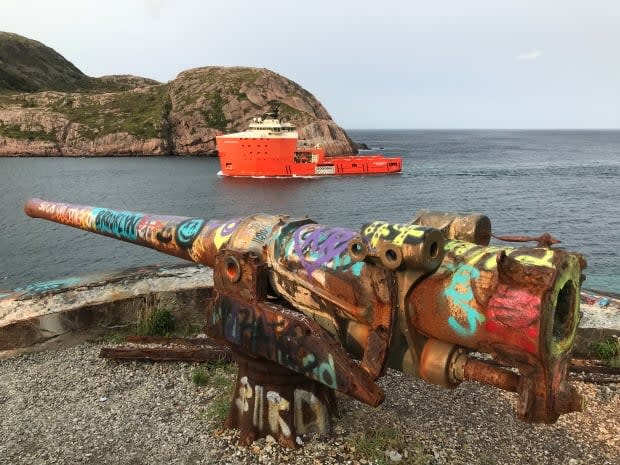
[516,50,542,61]
[144,0,168,18]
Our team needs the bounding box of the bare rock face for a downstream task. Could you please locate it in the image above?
[0,87,169,156]
[298,120,357,156]
[96,74,161,90]
[167,66,356,156]
[0,34,357,156]
[0,137,60,156]
[0,66,356,156]
[62,133,167,156]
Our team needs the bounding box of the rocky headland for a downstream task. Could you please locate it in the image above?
[0,32,356,157]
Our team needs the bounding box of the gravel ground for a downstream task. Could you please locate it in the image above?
[0,341,618,465]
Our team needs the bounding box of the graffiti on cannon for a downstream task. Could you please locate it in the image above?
[209,296,338,389]
[291,224,363,276]
[24,198,587,447]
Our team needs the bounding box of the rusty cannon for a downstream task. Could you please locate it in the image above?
[25,198,586,447]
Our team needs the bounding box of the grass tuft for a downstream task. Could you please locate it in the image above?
[346,420,432,465]
[102,327,133,344]
[208,394,232,425]
[194,361,237,428]
[191,367,210,386]
[136,307,176,337]
[591,337,620,361]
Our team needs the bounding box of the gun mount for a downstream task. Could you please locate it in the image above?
[25,198,585,447]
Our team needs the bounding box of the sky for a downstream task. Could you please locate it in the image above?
[2,0,619,129]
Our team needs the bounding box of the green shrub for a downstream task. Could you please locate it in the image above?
[0,122,56,142]
[136,308,176,336]
[202,90,228,131]
[591,337,620,361]
[51,84,169,140]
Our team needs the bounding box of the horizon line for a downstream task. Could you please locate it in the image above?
[345,127,620,131]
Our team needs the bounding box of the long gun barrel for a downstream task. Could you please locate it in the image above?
[25,198,236,267]
[25,198,586,442]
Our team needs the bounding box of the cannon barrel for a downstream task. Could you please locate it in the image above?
[25,198,585,425]
[24,198,242,267]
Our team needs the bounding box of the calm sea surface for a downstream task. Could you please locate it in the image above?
[1,130,619,292]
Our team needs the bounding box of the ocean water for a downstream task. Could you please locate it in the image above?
[0,130,618,292]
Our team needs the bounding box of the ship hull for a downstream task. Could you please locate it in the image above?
[217,136,402,177]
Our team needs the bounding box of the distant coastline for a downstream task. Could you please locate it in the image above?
[0,152,217,158]
[0,32,359,158]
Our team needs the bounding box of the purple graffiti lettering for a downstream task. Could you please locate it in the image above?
[205,219,241,235]
[293,226,356,274]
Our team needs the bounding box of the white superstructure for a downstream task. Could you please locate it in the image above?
[219,117,298,139]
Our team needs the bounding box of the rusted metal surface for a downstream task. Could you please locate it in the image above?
[208,294,384,406]
[464,356,620,384]
[25,198,588,443]
[462,358,520,393]
[413,210,492,245]
[227,350,336,448]
[492,232,562,247]
[100,335,232,362]
[100,345,232,363]
[570,359,620,376]
[408,241,584,422]
[122,335,223,346]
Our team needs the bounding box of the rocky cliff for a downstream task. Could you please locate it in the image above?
[0,33,356,156]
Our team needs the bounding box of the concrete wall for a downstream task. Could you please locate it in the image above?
[0,265,213,355]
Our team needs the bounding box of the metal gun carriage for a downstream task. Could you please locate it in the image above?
[25,198,585,447]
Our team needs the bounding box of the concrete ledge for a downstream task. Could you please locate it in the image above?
[1,265,618,359]
[573,327,620,357]
[0,264,213,354]
[573,297,620,356]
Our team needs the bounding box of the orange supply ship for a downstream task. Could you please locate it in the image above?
[216,113,402,177]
